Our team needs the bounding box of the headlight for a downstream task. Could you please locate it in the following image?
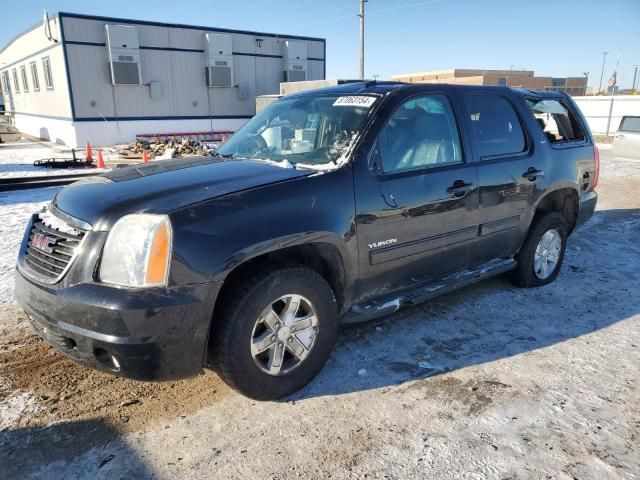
[100,214,172,287]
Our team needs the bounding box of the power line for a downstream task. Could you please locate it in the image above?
[367,0,445,15]
[299,0,448,26]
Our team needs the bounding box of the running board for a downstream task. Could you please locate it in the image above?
[342,258,517,324]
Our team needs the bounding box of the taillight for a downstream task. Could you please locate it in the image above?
[591,145,600,190]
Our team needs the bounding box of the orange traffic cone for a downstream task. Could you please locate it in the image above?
[85,142,93,163]
[97,150,106,169]
[142,150,150,164]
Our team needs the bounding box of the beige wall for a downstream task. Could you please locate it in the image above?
[0,16,72,118]
[391,68,587,93]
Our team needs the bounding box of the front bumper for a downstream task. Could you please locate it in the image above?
[15,268,221,381]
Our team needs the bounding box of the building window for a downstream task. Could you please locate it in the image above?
[1,71,8,93]
[497,77,507,86]
[12,68,20,93]
[42,56,54,90]
[551,78,566,88]
[20,65,29,92]
[30,62,40,91]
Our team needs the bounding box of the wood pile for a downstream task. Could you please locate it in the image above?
[119,138,212,159]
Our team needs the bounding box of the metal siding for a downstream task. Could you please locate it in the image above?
[255,57,282,97]
[169,51,209,116]
[308,60,324,81]
[234,55,257,98]
[66,44,115,118]
[232,34,256,54]
[3,15,324,124]
[113,50,174,116]
[307,41,325,60]
[166,27,205,50]
[62,17,106,44]
[135,25,170,48]
[0,47,71,118]
[208,86,255,117]
[0,17,72,118]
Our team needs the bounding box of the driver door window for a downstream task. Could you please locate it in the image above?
[379,94,463,173]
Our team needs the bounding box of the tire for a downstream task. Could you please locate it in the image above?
[211,263,338,400]
[511,212,568,288]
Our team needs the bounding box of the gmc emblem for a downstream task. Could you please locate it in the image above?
[32,233,56,253]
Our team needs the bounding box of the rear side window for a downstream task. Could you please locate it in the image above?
[466,94,526,158]
[619,116,640,133]
[527,99,585,144]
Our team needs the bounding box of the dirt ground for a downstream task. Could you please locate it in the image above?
[0,147,638,479]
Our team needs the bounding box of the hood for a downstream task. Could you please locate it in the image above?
[52,156,311,229]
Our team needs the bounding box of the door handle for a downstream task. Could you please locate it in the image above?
[446,181,475,197]
[522,168,544,181]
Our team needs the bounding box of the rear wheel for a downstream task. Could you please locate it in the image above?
[212,264,338,400]
[511,212,568,287]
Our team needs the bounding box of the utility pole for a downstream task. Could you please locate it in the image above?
[632,65,638,93]
[598,51,608,94]
[358,0,368,80]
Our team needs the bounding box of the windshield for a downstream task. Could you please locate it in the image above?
[216,94,376,167]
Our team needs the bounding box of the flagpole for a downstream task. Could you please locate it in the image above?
[605,57,620,136]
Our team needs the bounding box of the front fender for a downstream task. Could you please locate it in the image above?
[167,166,358,291]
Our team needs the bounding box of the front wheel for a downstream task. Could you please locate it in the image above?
[511,212,568,288]
[211,264,338,400]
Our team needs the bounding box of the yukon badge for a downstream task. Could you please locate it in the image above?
[368,238,397,249]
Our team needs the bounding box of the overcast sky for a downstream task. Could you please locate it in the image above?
[3,0,640,88]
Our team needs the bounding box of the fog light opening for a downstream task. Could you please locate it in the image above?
[94,347,120,371]
[111,354,121,370]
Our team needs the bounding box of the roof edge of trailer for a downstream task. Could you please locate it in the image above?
[56,12,327,43]
[0,13,60,57]
[0,11,326,59]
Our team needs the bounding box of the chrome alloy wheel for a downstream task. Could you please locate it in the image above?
[250,294,320,376]
[533,229,562,280]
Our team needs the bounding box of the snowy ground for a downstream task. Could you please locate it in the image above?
[0,145,638,479]
[0,141,100,178]
[0,142,107,304]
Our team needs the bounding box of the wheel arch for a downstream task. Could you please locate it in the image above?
[204,235,351,366]
[532,185,580,233]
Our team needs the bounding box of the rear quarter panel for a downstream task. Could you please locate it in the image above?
[521,94,595,231]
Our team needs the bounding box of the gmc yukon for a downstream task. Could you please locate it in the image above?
[15,82,598,399]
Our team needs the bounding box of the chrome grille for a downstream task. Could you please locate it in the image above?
[24,210,88,282]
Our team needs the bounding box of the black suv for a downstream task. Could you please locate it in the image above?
[15,82,598,399]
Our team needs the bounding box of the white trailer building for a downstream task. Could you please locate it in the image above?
[0,12,326,147]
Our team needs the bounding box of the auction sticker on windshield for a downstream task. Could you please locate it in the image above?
[333,96,377,108]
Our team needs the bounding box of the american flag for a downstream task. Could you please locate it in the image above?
[608,71,617,87]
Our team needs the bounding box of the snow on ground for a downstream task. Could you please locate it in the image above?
[0,387,42,431]
[0,143,638,479]
[0,186,59,305]
[0,141,95,178]
[0,141,111,304]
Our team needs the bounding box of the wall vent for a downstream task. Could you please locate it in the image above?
[105,25,142,85]
[282,40,307,83]
[204,33,234,87]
